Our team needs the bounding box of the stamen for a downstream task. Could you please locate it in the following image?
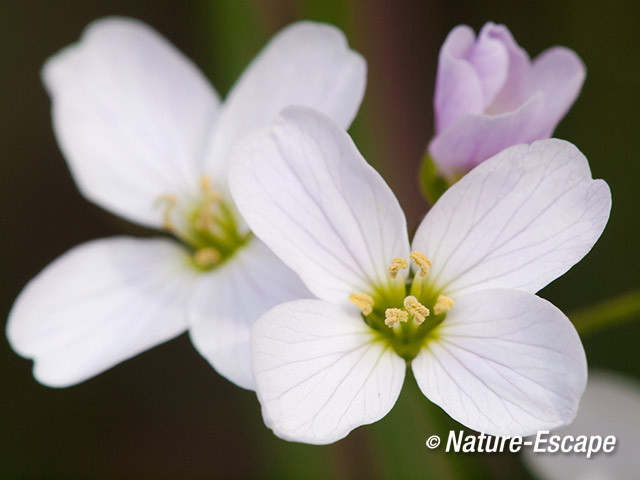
[433,295,454,315]
[349,293,374,316]
[193,247,221,268]
[156,194,178,231]
[403,296,430,325]
[385,308,408,327]
[410,251,432,277]
[388,257,409,278]
[200,175,223,202]
[195,175,223,231]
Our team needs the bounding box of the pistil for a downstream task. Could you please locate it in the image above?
[404,296,430,325]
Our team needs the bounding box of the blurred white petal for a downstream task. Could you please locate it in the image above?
[523,371,640,480]
[7,237,197,387]
[43,17,219,228]
[188,239,311,390]
[205,21,366,177]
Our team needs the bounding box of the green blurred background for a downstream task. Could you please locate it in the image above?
[1,1,639,478]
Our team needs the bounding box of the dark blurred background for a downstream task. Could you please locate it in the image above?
[2,1,639,478]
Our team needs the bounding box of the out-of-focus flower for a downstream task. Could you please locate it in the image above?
[523,370,640,480]
[7,18,366,389]
[229,106,611,444]
[429,22,585,180]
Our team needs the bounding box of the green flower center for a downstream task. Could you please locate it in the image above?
[157,176,250,271]
[350,252,453,361]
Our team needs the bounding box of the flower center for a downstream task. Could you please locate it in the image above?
[349,251,454,361]
[157,175,250,271]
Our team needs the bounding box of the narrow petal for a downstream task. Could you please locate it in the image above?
[429,94,544,176]
[412,289,587,436]
[7,237,197,387]
[483,22,531,113]
[468,24,509,109]
[252,299,405,444]
[205,21,366,177]
[229,106,410,304]
[416,139,611,297]
[434,25,485,133]
[530,47,586,138]
[43,17,219,228]
[523,370,640,480]
[188,238,312,390]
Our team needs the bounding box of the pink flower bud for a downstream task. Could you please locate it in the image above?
[429,22,585,179]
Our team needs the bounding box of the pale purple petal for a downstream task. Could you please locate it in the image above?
[468,25,509,108]
[483,22,532,114]
[434,25,484,133]
[429,94,544,177]
[530,46,586,137]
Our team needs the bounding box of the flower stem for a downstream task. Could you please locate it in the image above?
[571,288,640,335]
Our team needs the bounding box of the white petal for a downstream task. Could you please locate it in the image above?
[205,21,366,176]
[414,139,611,297]
[188,238,312,390]
[7,237,197,387]
[229,106,409,304]
[43,17,219,228]
[412,289,587,436]
[523,370,640,480]
[252,299,405,444]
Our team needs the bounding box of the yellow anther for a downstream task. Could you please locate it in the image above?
[388,257,409,278]
[433,295,454,315]
[193,248,221,268]
[156,194,178,231]
[349,293,374,316]
[385,308,408,327]
[403,296,430,325]
[410,251,432,277]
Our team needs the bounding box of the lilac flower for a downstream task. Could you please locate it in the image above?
[429,22,585,180]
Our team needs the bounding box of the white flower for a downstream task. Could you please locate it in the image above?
[523,370,640,480]
[228,106,611,444]
[7,18,366,389]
